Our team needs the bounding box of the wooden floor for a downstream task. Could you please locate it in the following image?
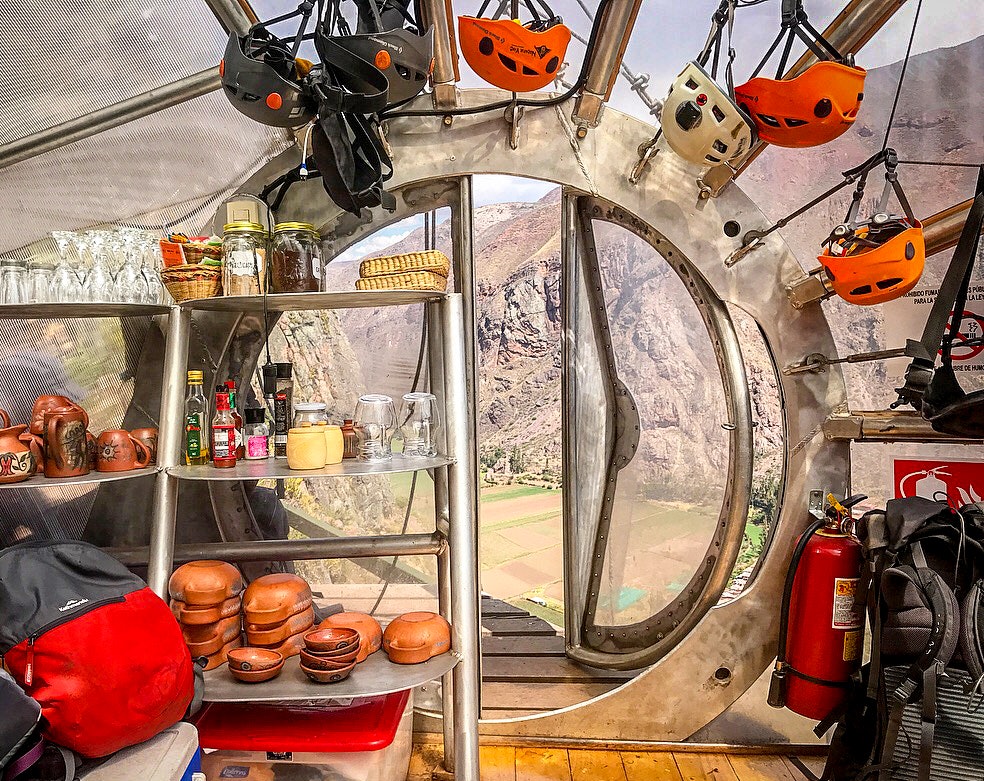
[407,744,824,781]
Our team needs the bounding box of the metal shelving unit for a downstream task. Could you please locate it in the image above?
[180,290,444,312]
[0,303,171,319]
[0,467,157,489]
[169,453,452,481]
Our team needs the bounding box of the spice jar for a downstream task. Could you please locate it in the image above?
[293,402,328,428]
[341,419,359,459]
[244,407,270,460]
[222,221,268,297]
[271,222,321,293]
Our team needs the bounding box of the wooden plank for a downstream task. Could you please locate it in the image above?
[781,756,827,780]
[482,634,568,656]
[480,745,518,781]
[481,598,530,617]
[673,753,741,781]
[481,655,636,683]
[406,742,444,781]
[483,616,557,636]
[569,749,628,781]
[481,682,616,711]
[515,747,572,781]
[729,755,799,781]
[621,752,684,781]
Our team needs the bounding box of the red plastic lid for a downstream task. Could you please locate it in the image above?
[194,690,410,753]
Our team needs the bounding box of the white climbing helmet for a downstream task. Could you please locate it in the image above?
[661,61,757,167]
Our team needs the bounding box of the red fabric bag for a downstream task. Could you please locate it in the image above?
[0,540,194,758]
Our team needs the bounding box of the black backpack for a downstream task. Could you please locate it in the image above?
[817,498,984,781]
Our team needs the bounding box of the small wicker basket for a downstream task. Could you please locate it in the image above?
[161,264,222,302]
[181,243,223,265]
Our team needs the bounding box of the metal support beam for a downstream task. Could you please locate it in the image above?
[572,0,644,130]
[113,532,445,567]
[203,0,256,34]
[419,0,460,108]
[0,70,221,172]
[146,307,191,597]
[824,410,984,443]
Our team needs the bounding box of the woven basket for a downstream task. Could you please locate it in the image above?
[359,250,451,279]
[161,264,222,302]
[355,270,448,292]
[181,243,223,265]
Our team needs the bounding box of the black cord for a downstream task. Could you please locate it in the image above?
[900,160,984,169]
[882,0,923,151]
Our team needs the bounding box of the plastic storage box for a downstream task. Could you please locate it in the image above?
[81,722,202,781]
[196,690,412,781]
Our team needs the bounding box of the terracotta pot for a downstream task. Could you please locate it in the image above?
[181,614,242,646]
[0,409,40,484]
[229,660,285,683]
[43,408,89,478]
[227,647,283,673]
[383,611,451,665]
[319,612,382,663]
[303,626,360,653]
[30,396,86,437]
[199,636,243,670]
[245,607,315,646]
[300,660,356,683]
[169,560,244,605]
[130,427,159,465]
[251,630,307,658]
[95,429,151,472]
[171,595,242,625]
[242,573,313,626]
[299,647,358,670]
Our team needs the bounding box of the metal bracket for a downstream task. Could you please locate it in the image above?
[629,137,659,185]
[786,272,832,309]
[725,234,764,267]
[505,103,524,151]
[808,489,826,521]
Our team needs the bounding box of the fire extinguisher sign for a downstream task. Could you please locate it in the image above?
[832,578,863,630]
[894,458,984,504]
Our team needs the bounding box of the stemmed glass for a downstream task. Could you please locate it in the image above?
[399,392,441,457]
[50,231,84,303]
[116,230,149,303]
[81,230,117,303]
[141,237,166,304]
[354,394,398,462]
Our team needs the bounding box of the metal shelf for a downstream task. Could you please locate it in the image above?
[169,454,452,481]
[0,466,158,489]
[0,303,171,319]
[202,651,458,703]
[181,290,446,313]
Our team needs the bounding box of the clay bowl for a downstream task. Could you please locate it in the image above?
[186,617,243,658]
[383,611,451,665]
[227,647,284,673]
[245,607,315,646]
[199,637,243,671]
[303,626,360,653]
[229,659,285,683]
[171,596,242,626]
[251,630,307,659]
[300,660,356,684]
[319,612,382,663]
[168,560,243,606]
[299,647,358,671]
[301,642,361,659]
[242,573,313,626]
[182,615,242,646]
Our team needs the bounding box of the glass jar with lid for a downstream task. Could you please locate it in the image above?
[271,222,321,293]
[293,402,328,428]
[222,221,268,297]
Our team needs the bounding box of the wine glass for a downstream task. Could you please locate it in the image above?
[141,237,166,304]
[399,392,441,457]
[50,231,84,303]
[81,230,117,303]
[354,394,397,462]
[116,229,149,303]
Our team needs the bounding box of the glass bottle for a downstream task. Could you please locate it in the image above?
[212,390,237,468]
[274,363,294,459]
[262,362,278,454]
[184,370,209,465]
[244,407,270,460]
[225,379,245,460]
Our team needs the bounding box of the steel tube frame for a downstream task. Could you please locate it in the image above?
[203,0,255,34]
[0,70,221,172]
[113,532,444,567]
[146,307,191,597]
[441,293,481,780]
[419,0,459,108]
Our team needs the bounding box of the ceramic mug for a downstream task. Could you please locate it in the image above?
[43,409,90,478]
[96,430,151,472]
[130,427,159,465]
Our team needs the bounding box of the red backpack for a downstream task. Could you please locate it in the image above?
[0,540,195,758]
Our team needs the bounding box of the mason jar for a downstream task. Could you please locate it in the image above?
[222,221,269,297]
[271,222,321,293]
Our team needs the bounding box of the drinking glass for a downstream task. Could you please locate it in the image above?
[50,231,84,303]
[27,257,55,303]
[399,392,441,458]
[116,230,149,303]
[354,394,397,462]
[141,238,166,304]
[81,230,117,303]
[0,259,29,304]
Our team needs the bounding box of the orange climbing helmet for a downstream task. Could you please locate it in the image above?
[458,0,571,92]
[735,0,865,149]
[735,61,866,148]
[819,150,925,306]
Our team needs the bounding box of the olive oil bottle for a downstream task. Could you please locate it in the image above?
[184,370,209,465]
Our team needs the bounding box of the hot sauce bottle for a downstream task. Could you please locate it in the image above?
[211,390,237,469]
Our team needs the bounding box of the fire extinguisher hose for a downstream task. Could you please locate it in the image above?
[776,517,827,670]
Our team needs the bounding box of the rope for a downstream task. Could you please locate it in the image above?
[882,0,924,151]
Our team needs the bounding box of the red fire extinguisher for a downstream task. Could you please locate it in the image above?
[768,494,866,721]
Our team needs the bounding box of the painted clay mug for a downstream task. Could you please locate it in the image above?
[0,409,40,484]
[130,427,159,465]
[96,430,151,472]
[43,408,90,478]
